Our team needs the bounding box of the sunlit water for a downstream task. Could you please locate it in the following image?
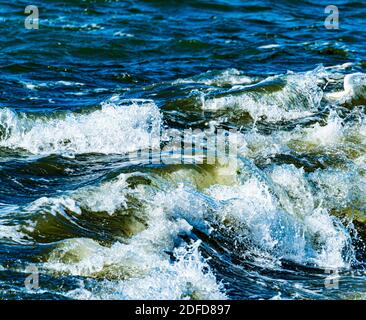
[0,0,366,300]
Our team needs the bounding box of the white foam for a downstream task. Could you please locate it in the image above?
[258,44,281,49]
[41,193,225,299]
[202,70,323,122]
[18,170,224,299]
[0,224,27,244]
[236,107,366,160]
[325,73,366,104]
[65,241,226,300]
[309,166,366,213]
[22,156,356,299]
[204,161,352,268]
[303,110,344,146]
[0,101,162,156]
[174,68,253,87]
[267,164,314,217]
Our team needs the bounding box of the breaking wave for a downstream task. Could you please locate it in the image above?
[0,101,162,156]
[1,66,366,300]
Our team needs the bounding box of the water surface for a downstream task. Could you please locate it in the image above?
[0,0,366,300]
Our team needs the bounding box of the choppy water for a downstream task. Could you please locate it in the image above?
[1,0,366,300]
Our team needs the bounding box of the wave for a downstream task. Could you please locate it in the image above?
[2,153,357,299]
[201,69,324,123]
[0,100,162,156]
[1,69,365,159]
[1,66,365,299]
[325,73,366,106]
[193,68,366,125]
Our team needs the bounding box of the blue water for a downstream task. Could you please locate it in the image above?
[0,0,366,300]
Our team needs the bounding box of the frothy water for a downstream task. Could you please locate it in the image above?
[1,0,366,300]
[2,65,366,300]
[0,101,161,156]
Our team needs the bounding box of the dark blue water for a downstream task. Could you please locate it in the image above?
[0,0,366,300]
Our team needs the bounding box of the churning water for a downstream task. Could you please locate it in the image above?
[0,0,366,300]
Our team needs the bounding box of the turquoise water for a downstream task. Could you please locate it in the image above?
[0,0,366,299]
